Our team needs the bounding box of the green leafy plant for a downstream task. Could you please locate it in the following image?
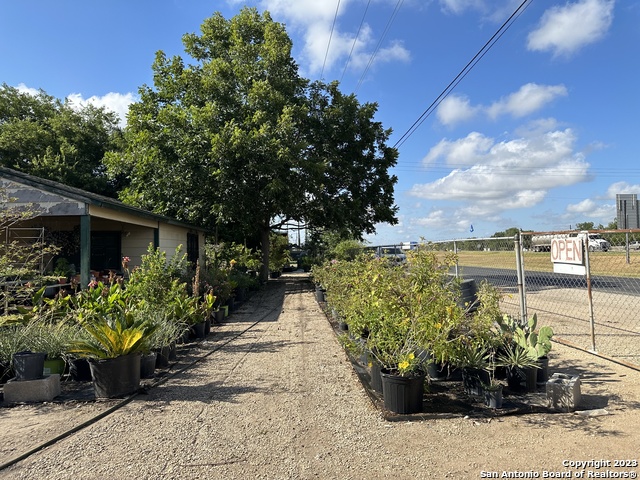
[498,313,554,360]
[69,310,157,360]
[496,343,539,370]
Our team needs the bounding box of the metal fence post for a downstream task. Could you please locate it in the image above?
[514,232,527,322]
[453,240,459,278]
[583,234,597,352]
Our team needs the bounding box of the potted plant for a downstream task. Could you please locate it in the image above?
[454,341,490,396]
[147,311,187,368]
[498,313,553,387]
[68,282,157,398]
[496,343,539,393]
[0,325,26,382]
[53,257,74,284]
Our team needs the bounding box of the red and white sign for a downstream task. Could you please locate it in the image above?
[550,237,583,265]
[550,237,585,275]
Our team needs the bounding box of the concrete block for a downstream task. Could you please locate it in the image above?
[546,373,581,412]
[3,374,61,403]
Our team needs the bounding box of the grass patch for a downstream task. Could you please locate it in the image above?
[454,251,640,278]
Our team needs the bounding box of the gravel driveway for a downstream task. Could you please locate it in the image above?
[1,273,639,479]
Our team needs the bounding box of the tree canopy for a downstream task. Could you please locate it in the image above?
[107,7,398,279]
[0,84,123,196]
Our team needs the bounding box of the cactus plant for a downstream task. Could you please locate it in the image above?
[500,313,554,360]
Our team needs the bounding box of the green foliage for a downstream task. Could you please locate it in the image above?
[145,309,188,349]
[314,244,469,376]
[125,244,188,308]
[53,257,74,278]
[575,222,595,231]
[69,310,157,360]
[0,325,28,364]
[330,239,365,261]
[269,233,291,272]
[1,188,62,312]
[108,8,398,281]
[497,313,554,360]
[0,84,123,196]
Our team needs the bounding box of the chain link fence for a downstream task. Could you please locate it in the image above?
[401,230,640,369]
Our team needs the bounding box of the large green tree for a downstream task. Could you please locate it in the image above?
[108,8,398,280]
[0,84,123,196]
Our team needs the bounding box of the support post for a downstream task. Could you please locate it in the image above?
[80,215,91,290]
[515,232,527,322]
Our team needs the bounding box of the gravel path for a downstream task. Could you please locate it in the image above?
[1,273,640,479]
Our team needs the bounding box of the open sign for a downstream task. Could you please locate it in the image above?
[551,237,583,265]
[550,237,586,275]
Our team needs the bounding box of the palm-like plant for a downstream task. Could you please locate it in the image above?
[69,309,157,360]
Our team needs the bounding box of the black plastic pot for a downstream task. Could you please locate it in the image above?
[191,321,206,339]
[69,358,92,382]
[380,369,425,414]
[155,345,171,368]
[462,367,489,396]
[12,351,47,381]
[214,309,225,324]
[507,366,537,392]
[484,386,503,408]
[89,353,141,399]
[370,362,383,394]
[140,352,157,379]
[537,356,550,385]
[168,342,177,361]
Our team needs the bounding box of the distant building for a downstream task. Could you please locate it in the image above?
[617,194,640,229]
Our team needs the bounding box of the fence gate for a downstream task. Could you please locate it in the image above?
[519,230,640,369]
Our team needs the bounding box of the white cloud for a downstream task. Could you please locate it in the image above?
[565,198,615,222]
[438,0,486,15]
[16,83,40,96]
[422,131,493,166]
[527,0,614,58]
[15,84,135,127]
[258,0,410,76]
[436,84,567,127]
[67,92,137,127]
[410,129,590,215]
[436,94,479,127]
[606,181,640,198]
[486,83,567,119]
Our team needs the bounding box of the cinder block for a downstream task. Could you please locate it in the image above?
[546,373,581,412]
[3,374,61,403]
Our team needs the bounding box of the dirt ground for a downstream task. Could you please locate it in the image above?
[1,273,639,479]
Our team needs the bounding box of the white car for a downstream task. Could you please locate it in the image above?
[630,241,640,250]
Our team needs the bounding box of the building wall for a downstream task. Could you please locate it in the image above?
[617,194,640,229]
[158,223,206,267]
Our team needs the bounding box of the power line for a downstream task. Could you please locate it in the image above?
[392,0,533,150]
[320,0,341,80]
[340,0,372,84]
[355,0,404,93]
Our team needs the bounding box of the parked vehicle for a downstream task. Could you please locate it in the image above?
[530,233,610,253]
[629,241,640,250]
[374,246,407,263]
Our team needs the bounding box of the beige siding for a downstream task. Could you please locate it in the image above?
[158,224,206,266]
[89,205,158,228]
[121,226,156,269]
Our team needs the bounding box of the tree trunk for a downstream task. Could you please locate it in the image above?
[260,225,270,284]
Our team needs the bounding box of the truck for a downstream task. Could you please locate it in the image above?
[530,233,610,253]
[374,246,407,263]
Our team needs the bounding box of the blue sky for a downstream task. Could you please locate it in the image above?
[1,0,638,244]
